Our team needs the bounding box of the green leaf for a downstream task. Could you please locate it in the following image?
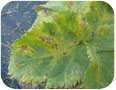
[8,1,114,89]
[35,1,90,13]
[94,24,114,51]
[8,30,55,83]
[29,10,53,31]
[86,2,114,30]
[8,11,90,88]
[35,5,44,11]
[46,46,89,88]
[83,46,114,89]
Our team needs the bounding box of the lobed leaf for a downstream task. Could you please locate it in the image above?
[8,1,114,89]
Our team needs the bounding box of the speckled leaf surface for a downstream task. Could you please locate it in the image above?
[83,46,114,89]
[8,1,114,89]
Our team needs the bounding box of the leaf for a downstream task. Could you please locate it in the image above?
[35,2,68,12]
[94,24,114,51]
[83,46,114,89]
[8,30,55,83]
[8,1,114,89]
[35,1,90,13]
[46,46,89,88]
[86,2,114,30]
[35,5,44,11]
[8,10,90,88]
[29,10,53,31]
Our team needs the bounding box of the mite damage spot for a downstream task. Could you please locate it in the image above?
[51,43,58,51]
[19,45,27,51]
[63,52,68,55]
[40,36,54,44]
[40,36,59,51]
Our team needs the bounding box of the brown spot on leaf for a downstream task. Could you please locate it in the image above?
[47,38,51,44]
[19,45,27,51]
[63,52,68,55]
[40,36,45,41]
[40,36,54,44]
